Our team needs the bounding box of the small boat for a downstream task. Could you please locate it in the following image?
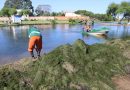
[82,27,109,36]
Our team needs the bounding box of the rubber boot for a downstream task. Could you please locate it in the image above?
[30,51,35,59]
[35,48,41,59]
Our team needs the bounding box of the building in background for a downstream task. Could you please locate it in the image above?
[65,12,81,17]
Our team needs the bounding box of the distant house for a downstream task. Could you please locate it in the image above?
[65,12,89,20]
[11,9,29,23]
[11,15,21,23]
[65,12,81,17]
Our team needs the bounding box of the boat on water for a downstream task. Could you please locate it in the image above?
[82,27,109,36]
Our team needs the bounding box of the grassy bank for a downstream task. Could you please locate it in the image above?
[21,20,70,25]
[0,20,74,27]
[1,39,130,89]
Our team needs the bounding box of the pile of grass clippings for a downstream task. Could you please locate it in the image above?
[0,39,130,90]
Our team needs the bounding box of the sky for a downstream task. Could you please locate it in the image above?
[0,0,129,14]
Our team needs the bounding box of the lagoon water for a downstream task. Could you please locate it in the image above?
[0,24,130,65]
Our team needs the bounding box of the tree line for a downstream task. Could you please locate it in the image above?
[107,1,130,23]
[74,10,113,21]
[0,0,130,22]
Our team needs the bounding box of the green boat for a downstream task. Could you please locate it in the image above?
[82,27,109,36]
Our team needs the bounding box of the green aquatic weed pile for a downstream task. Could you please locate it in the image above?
[0,39,129,90]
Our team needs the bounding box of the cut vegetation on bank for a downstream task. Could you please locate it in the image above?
[0,39,130,90]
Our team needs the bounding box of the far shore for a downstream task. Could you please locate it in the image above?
[0,16,89,27]
[0,20,72,27]
[1,20,130,27]
[100,22,130,26]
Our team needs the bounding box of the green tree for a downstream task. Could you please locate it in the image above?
[1,8,17,24]
[57,12,65,16]
[20,9,31,16]
[75,10,94,17]
[1,8,10,17]
[107,3,119,21]
[94,14,112,21]
[3,0,33,14]
[75,10,86,15]
[74,10,112,21]
[1,8,17,17]
[0,10,2,17]
[107,1,130,23]
[116,2,130,22]
[9,8,17,15]
[51,12,65,16]
[51,12,58,16]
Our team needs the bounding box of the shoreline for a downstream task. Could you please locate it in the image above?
[0,57,32,68]
[0,53,45,68]
[0,20,79,27]
[100,22,130,26]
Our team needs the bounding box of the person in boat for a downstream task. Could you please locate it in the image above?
[91,20,94,26]
[84,24,92,32]
[28,26,42,59]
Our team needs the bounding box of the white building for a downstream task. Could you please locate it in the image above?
[11,9,29,23]
[65,12,81,17]
[11,15,21,23]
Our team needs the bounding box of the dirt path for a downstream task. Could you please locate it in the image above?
[112,75,130,90]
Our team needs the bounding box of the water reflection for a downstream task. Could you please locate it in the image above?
[107,25,130,38]
[0,26,29,64]
[36,24,53,30]
[0,24,130,65]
